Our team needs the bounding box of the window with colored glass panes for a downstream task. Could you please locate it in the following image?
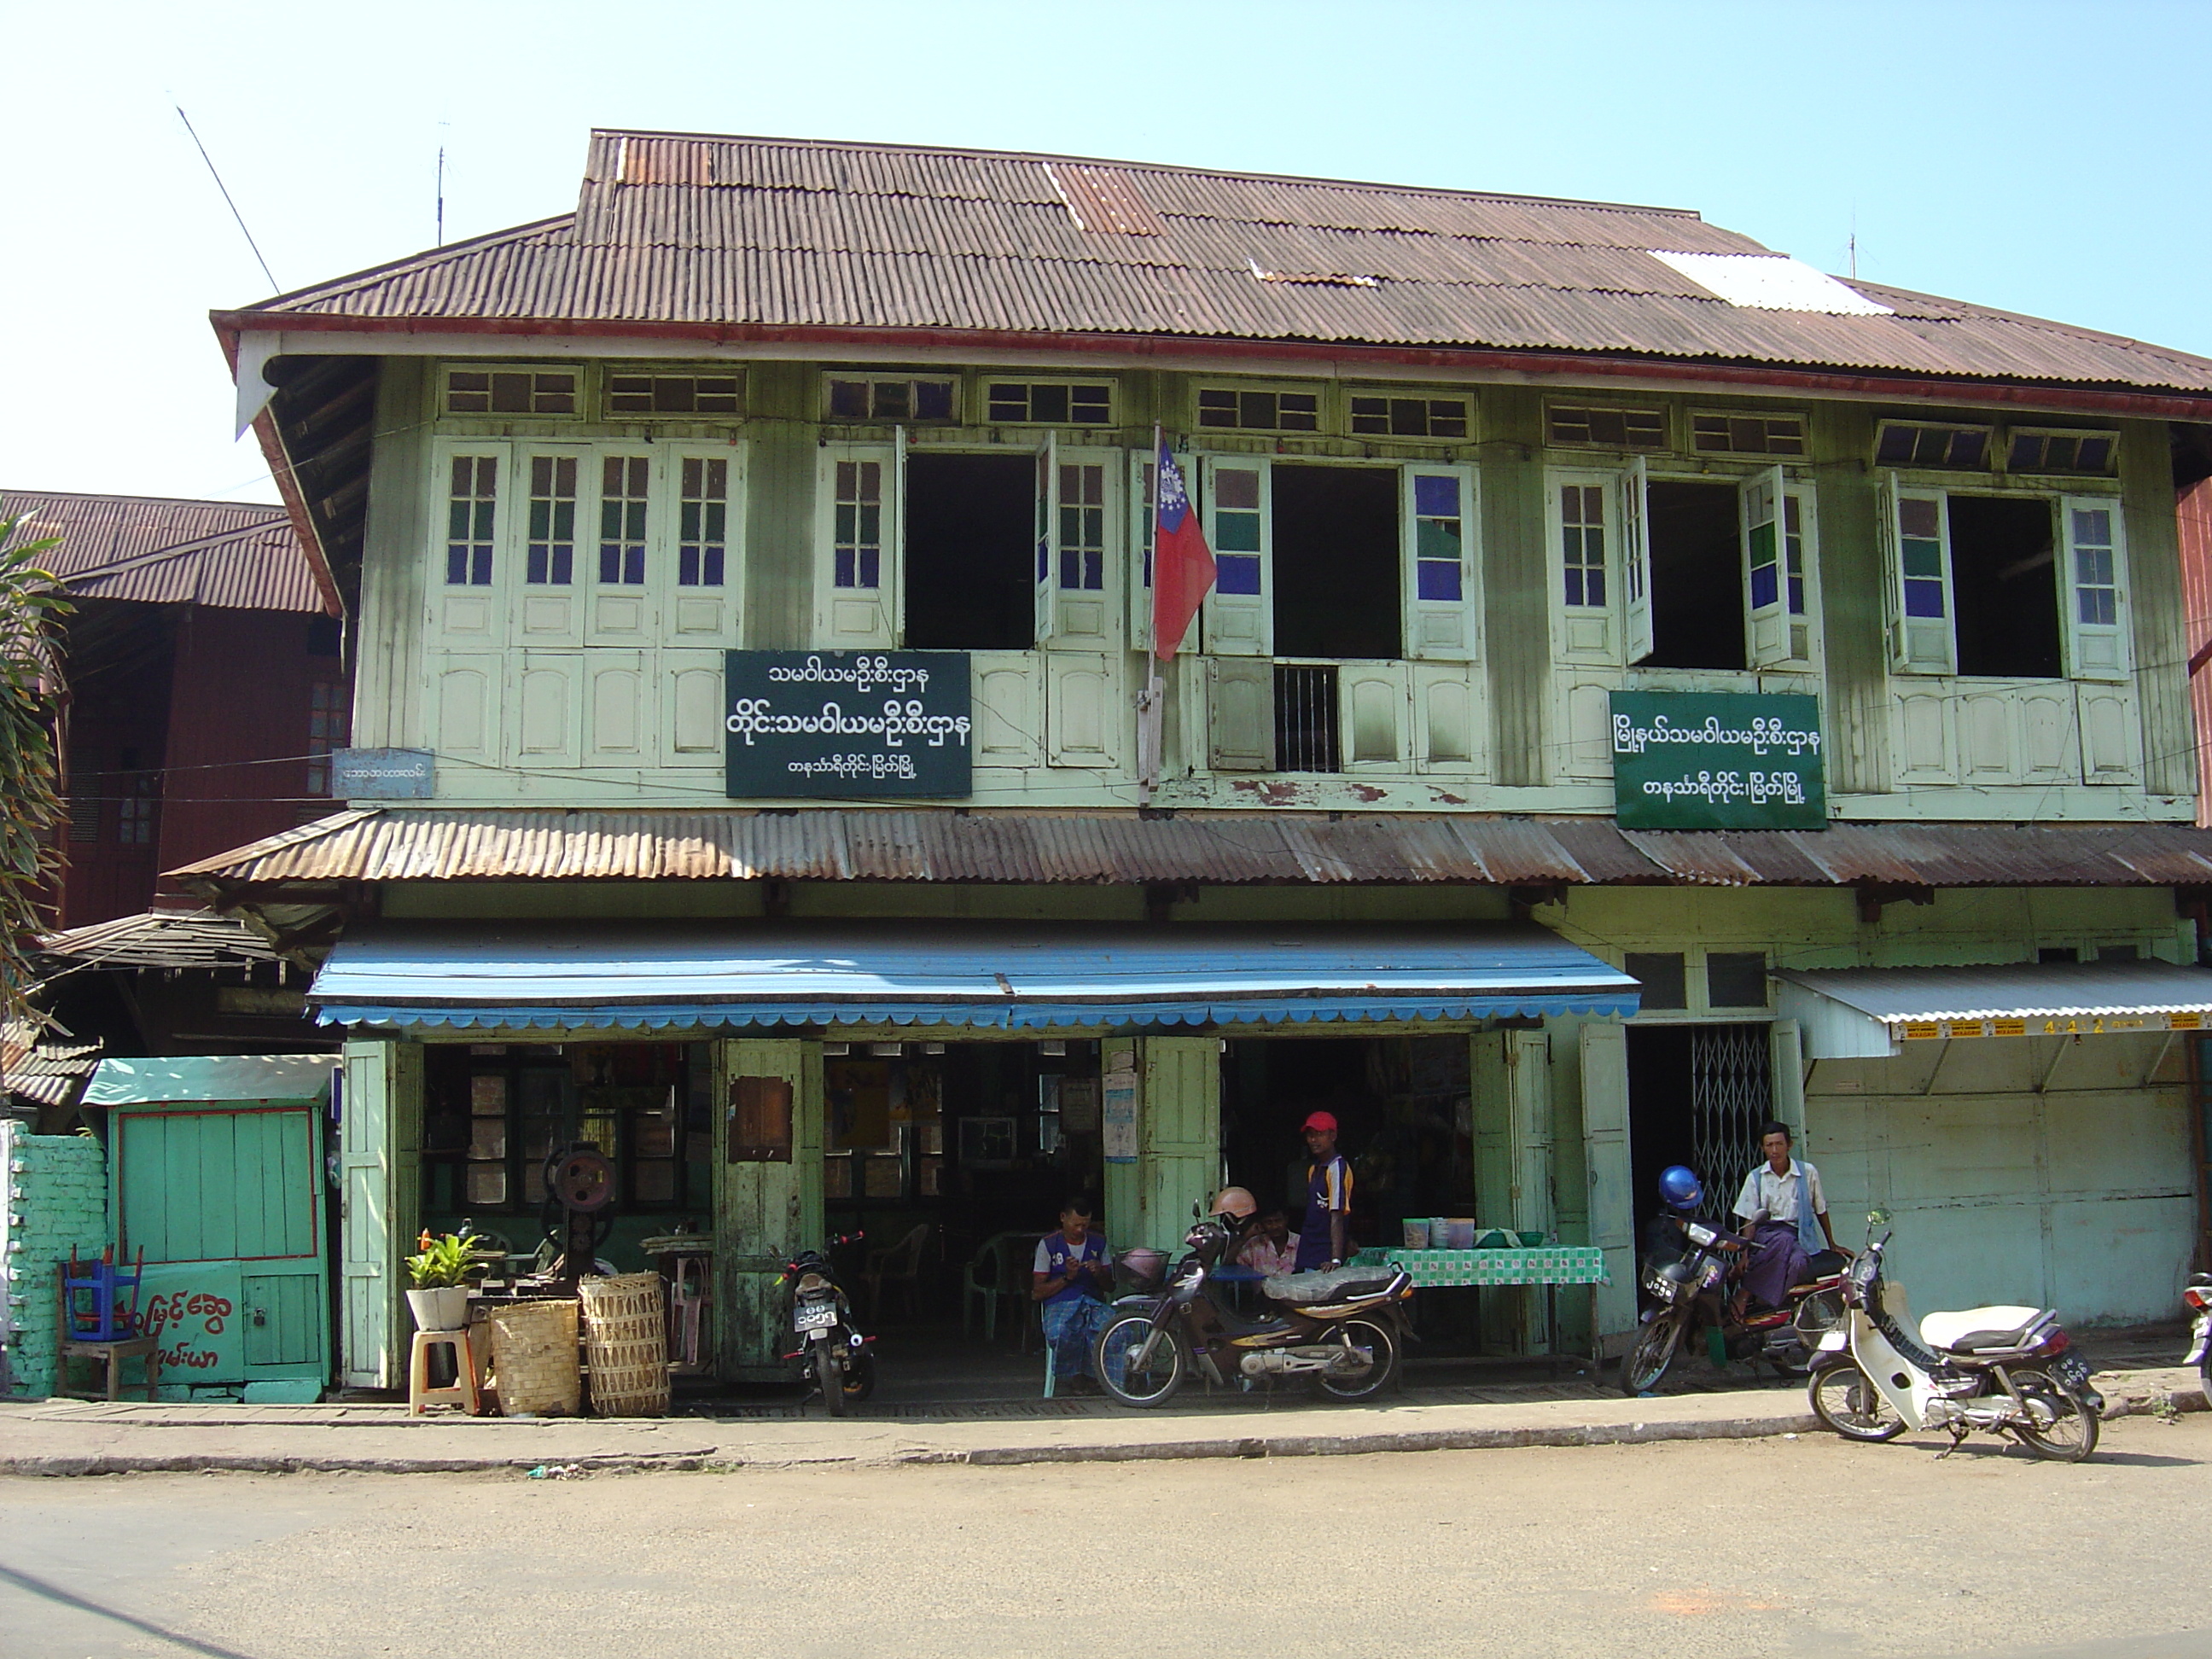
[1560,483,1608,607]
[445,456,498,586]
[598,456,649,585]
[1058,463,1106,591]
[1412,474,1464,601]
[524,456,576,585]
[833,460,883,590]
[678,457,729,587]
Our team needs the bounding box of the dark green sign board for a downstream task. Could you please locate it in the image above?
[1609,690,1825,830]
[725,651,973,799]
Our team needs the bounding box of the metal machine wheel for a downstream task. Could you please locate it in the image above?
[1620,1312,1684,1396]
[1092,1314,1185,1407]
[2007,1366,2098,1463]
[1312,1318,1401,1402]
[1807,1359,1907,1441]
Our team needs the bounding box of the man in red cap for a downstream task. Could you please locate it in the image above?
[1294,1111,1353,1272]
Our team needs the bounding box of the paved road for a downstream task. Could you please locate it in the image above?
[3,1414,2210,1659]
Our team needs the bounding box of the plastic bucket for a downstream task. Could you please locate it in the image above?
[1401,1219,1432,1249]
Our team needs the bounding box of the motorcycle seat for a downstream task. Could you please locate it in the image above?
[1918,1305,2051,1354]
[1264,1266,1394,1305]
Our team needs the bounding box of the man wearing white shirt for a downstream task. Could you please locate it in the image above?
[1732,1121,1841,1310]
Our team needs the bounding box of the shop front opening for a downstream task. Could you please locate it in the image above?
[821,1039,1106,1330]
[1220,1034,1470,1267]
[1626,1023,1772,1244]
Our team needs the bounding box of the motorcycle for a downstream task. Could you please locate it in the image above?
[1620,1214,1848,1395]
[781,1232,876,1417]
[1808,1208,2103,1462]
[2185,1272,2211,1407]
[1089,1210,1415,1407]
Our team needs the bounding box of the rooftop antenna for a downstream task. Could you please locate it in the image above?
[1848,208,1859,280]
[173,103,278,293]
[436,143,446,247]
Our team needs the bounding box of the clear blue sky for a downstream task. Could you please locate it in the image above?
[6,0,2204,506]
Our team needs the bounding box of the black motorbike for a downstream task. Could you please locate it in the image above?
[1091,1211,1413,1406]
[1621,1212,1848,1395]
[782,1232,876,1416]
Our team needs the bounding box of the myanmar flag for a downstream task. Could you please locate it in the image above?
[1152,439,1215,658]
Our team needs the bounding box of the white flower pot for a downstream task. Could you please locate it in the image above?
[407,1286,471,1332]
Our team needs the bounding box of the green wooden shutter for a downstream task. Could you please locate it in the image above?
[715,1038,824,1378]
[340,1039,394,1389]
[1136,1036,1220,1254]
[1580,1022,1637,1348]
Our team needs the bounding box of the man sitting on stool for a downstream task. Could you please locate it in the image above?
[1033,1195,1114,1389]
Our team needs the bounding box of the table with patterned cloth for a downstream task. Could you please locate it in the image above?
[1350,1245,1609,1288]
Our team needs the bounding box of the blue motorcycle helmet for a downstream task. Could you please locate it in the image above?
[1657,1165,1703,1214]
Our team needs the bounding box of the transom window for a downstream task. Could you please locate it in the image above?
[1691,412,1806,456]
[1212,468,1263,593]
[525,456,577,585]
[445,456,498,585]
[598,457,649,585]
[1560,483,1608,606]
[1349,396,1468,439]
[2008,429,2117,476]
[1548,405,1666,451]
[1412,474,1464,600]
[826,376,957,422]
[607,371,742,416]
[1058,463,1106,591]
[1197,387,1320,432]
[444,368,578,416]
[834,460,884,590]
[678,458,729,587]
[987,381,1113,424]
[1875,421,1991,470]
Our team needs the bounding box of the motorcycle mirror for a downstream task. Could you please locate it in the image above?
[1866,1208,1891,1227]
[1192,1201,1202,1220]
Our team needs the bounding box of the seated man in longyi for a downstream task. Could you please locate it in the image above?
[1032,1195,1114,1389]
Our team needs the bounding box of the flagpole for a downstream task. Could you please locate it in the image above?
[1138,423,1166,807]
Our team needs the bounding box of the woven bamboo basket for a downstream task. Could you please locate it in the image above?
[486,1299,580,1417]
[579,1272,670,1417]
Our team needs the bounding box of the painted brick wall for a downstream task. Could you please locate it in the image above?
[0,1122,110,1398]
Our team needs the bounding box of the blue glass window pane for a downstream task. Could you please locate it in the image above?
[1749,567,1779,609]
[859,549,879,589]
[1787,577,1805,614]
[1417,562,1462,602]
[1587,569,1605,606]
[1904,580,1945,619]
[703,548,724,587]
[1083,550,1103,590]
[680,549,700,586]
[835,550,856,588]
[446,547,468,585]
[1413,475,1459,516]
[1216,555,1262,596]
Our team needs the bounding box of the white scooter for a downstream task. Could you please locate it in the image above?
[2184,1272,2211,1407]
[1808,1209,2103,1463]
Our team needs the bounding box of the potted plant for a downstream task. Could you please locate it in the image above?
[405,1231,480,1331]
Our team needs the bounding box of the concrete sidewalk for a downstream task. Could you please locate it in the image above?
[2,1363,2199,1477]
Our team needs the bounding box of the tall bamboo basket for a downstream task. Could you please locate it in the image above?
[486,1299,581,1417]
[578,1273,671,1417]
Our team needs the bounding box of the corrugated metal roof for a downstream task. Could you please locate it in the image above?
[222,131,2212,399]
[35,909,283,975]
[1,491,333,614]
[82,1054,338,1107]
[308,921,1639,1031]
[1774,960,2212,1024]
[166,808,2212,891]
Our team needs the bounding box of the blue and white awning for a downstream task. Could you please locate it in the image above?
[310,923,1639,1032]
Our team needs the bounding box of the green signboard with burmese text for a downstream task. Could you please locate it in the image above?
[1609,690,1825,830]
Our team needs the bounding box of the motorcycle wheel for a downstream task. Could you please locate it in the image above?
[1311,1318,1402,1402]
[841,1348,877,1406]
[1807,1359,1906,1441]
[2007,1366,2098,1463]
[815,1335,847,1417]
[1092,1313,1186,1407]
[1619,1312,1684,1397]
[2199,1350,2209,1413]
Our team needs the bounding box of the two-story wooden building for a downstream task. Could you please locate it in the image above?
[182,131,2212,1390]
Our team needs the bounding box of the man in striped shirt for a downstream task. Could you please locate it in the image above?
[1294,1112,1354,1272]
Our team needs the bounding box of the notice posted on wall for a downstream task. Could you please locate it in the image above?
[1609,690,1825,831]
[725,651,973,800]
[1102,1068,1138,1164]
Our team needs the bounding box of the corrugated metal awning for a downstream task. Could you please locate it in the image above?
[82,1055,339,1108]
[1774,960,2212,1058]
[171,808,2212,891]
[309,923,1640,1032]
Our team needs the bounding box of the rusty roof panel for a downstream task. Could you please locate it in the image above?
[1,490,330,614]
[168,809,2212,893]
[233,131,2212,399]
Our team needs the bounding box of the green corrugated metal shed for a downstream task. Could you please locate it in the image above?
[85,1054,337,1400]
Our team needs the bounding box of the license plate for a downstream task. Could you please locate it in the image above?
[2053,1352,2092,1388]
[795,1301,838,1332]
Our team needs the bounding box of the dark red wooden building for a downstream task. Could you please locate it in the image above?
[1,491,345,928]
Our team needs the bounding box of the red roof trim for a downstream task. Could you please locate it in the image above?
[208,310,2212,421]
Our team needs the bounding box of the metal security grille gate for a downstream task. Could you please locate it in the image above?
[1687,1024,1773,1225]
